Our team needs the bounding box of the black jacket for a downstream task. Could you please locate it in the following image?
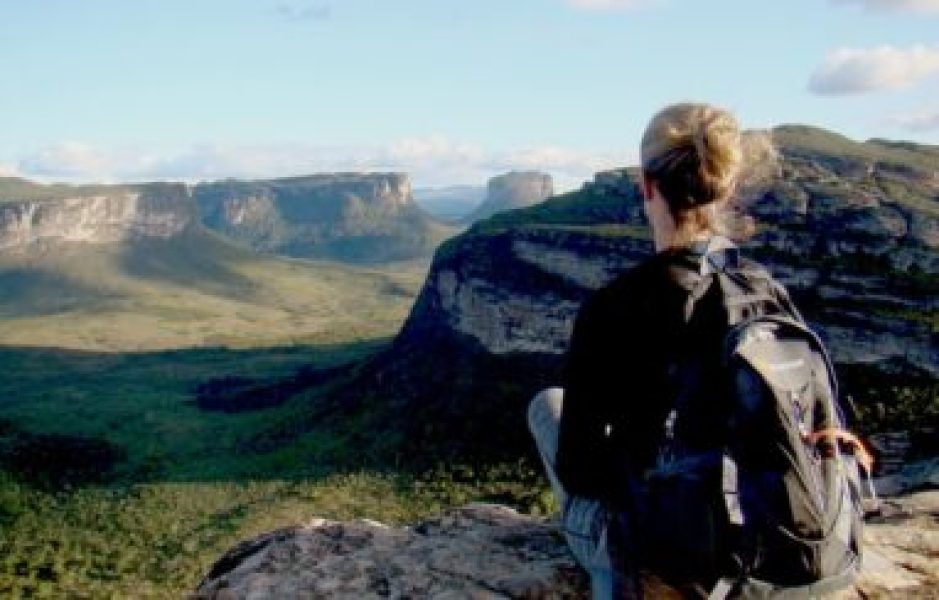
[556,240,765,501]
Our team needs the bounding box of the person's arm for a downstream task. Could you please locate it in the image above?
[556,291,619,500]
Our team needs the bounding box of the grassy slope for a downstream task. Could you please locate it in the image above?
[773,124,939,172]
[0,229,427,351]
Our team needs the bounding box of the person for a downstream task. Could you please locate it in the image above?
[528,102,773,598]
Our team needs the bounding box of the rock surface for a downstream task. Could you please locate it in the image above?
[0,181,194,249]
[193,173,455,263]
[195,462,939,599]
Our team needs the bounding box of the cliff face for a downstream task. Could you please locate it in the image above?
[463,171,555,224]
[0,180,194,249]
[402,135,939,373]
[194,173,455,263]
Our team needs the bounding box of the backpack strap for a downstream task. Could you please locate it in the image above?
[680,236,798,326]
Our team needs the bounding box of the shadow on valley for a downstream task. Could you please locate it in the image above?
[1,333,937,494]
[0,340,397,490]
[0,269,124,319]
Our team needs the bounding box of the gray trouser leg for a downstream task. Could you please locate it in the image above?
[528,388,614,600]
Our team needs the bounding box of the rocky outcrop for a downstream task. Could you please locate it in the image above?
[194,173,455,263]
[196,461,939,599]
[463,171,554,224]
[0,182,194,249]
[398,138,938,373]
[195,504,588,599]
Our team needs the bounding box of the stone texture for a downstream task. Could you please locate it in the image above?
[195,461,939,599]
[194,504,590,599]
[0,184,194,249]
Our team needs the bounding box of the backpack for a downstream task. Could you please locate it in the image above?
[632,238,868,599]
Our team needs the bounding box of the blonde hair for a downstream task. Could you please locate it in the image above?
[640,102,765,247]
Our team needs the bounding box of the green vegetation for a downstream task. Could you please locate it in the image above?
[0,230,428,350]
[0,228,462,596]
[839,361,939,445]
[773,124,939,173]
[0,469,552,598]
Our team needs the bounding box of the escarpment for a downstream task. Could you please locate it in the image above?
[193,173,456,263]
[0,179,195,249]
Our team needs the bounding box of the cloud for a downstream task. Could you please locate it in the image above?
[809,45,939,94]
[565,0,660,10]
[0,163,19,177]
[887,109,939,132]
[13,138,626,190]
[830,0,939,13]
[274,2,331,21]
[18,142,129,181]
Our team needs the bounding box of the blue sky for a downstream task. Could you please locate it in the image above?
[1,0,938,189]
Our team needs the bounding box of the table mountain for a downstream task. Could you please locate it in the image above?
[193,173,456,263]
[462,171,555,224]
[0,178,194,249]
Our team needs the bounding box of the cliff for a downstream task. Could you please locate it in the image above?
[193,173,456,263]
[195,462,939,598]
[0,179,194,249]
[463,171,555,224]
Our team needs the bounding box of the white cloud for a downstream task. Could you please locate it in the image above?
[831,0,939,13]
[809,45,939,94]
[887,109,939,132]
[13,137,626,191]
[0,163,19,177]
[565,0,659,10]
[18,142,129,181]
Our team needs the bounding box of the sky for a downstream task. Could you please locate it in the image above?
[1,0,938,190]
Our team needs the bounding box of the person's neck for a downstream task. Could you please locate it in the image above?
[654,224,713,253]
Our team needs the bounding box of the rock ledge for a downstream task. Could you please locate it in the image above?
[195,484,938,599]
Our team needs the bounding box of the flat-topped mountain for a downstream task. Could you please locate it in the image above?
[193,173,457,263]
[462,170,554,224]
[0,178,195,249]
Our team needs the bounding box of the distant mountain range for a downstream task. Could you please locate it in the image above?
[414,172,554,224]
[413,185,486,221]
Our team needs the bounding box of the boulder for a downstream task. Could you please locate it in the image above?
[195,462,939,599]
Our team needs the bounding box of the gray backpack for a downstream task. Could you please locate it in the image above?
[636,241,867,598]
